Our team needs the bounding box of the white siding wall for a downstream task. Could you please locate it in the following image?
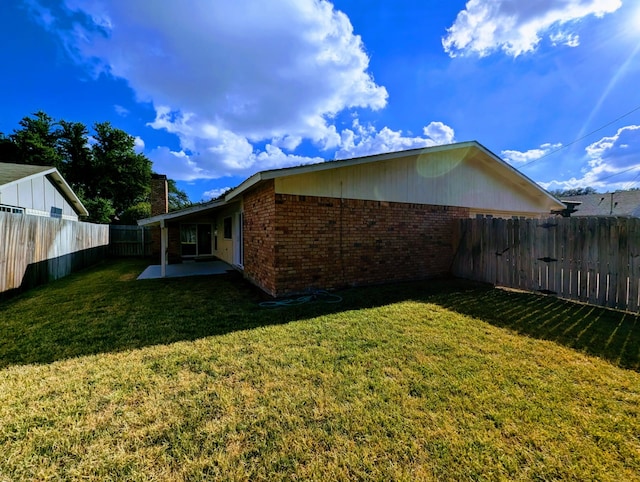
[275,150,556,216]
[0,175,79,221]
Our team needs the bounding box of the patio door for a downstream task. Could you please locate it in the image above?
[181,223,212,257]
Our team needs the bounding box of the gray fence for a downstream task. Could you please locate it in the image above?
[0,212,109,295]
[452,216,640,313]
[109,225,153,257]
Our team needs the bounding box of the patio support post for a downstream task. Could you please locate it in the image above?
[160,219,168,278]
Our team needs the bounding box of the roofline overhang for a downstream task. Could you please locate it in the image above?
[138,141,565,225]
[1,165,89,217]
[223,142,482,202]
[46,170,89,217]
[469,142,566,211]
[224,140,565,211]
[137,199,229,226]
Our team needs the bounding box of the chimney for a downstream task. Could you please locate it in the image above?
[150,173,168,216]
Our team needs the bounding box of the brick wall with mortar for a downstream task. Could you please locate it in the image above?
[242,180,277,295]
[269,193,469,296]
[149,174,168,259]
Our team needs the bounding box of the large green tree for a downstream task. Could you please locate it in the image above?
[0,112,190,224]
[10,111,63,170]
[58,120,92,191]
[0,133,18,163]
[90,121,152,216]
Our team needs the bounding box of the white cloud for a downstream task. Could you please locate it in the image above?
[423,122,455,145]
[443,0,621,57]
[549,32,580,47]
[335,120,456,160]
[40,0,388,180]
[502,143,562,165]
[133,136,145,153]
[540,125,640,191]
[114,104,129,117]
[203,187,233,201]
[149,142,324,182]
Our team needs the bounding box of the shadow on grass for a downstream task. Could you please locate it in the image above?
[429,284,640,372]
[0,258,638,372]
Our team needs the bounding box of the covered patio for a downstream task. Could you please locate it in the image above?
[137,260,234,280]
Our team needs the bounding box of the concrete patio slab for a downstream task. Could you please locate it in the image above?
[137,260,235,280]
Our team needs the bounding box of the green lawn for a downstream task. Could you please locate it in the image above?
[1,259,639,481]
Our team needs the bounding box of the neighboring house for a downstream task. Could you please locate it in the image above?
[561,191,640,217]
[0,163,88,221]
[139,141,565,296]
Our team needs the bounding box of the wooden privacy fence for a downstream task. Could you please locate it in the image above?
[109,225,152,257]
[452,216,640,313]
[0,212,109,295]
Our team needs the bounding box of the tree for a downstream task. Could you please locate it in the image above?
[119,201,151,224]
[1,112,189,224]
[168,179,191,211]
[0,133,18,163]
[550,186,597,197]
[10,111,63,169]
[58,120,92,190]
[90,122,152,216]
[80,196,116,224]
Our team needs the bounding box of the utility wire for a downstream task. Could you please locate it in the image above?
[591,164,640,184]
[520,103,640,169]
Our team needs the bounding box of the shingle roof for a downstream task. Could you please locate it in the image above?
[0,163,54,186]
[562,191,640,217]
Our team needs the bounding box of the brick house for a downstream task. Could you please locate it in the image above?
[139,141,565,296]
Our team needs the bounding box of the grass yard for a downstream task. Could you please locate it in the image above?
[0,259,639,481]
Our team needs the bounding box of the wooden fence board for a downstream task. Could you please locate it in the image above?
[1,212,108,295]
[109,225,153,257]
[453,215,640,313]
[558,218,570,298]
[615,218,629,310]
[586,218,598,305]
[628,219,640,312]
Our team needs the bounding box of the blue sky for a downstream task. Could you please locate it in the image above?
[1,0,639,202]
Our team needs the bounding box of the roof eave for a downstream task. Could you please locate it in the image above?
[472,143,566,211]
[137,199,229,226]
[224,140,565,212]
[47,171,89,217]
[223,142,480,201]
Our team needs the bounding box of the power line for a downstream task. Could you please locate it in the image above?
[519,103,640,169]
[595,164,640,183]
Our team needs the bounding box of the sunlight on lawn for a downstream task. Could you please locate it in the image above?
[0,260,638,480]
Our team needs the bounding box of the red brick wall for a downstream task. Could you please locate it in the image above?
[150,174,168,216]
[243,181,277,295]
[267,194,469,296]
[149,174,168,259]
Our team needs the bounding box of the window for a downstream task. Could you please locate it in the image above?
[50,206,63,219]
[223,217,232,239]
[0,204,24,214]
[180,224,197,256]
[180,223,213,257]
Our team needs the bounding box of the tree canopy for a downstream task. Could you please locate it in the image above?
[549,186,598,198]
[0,111,190,223]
